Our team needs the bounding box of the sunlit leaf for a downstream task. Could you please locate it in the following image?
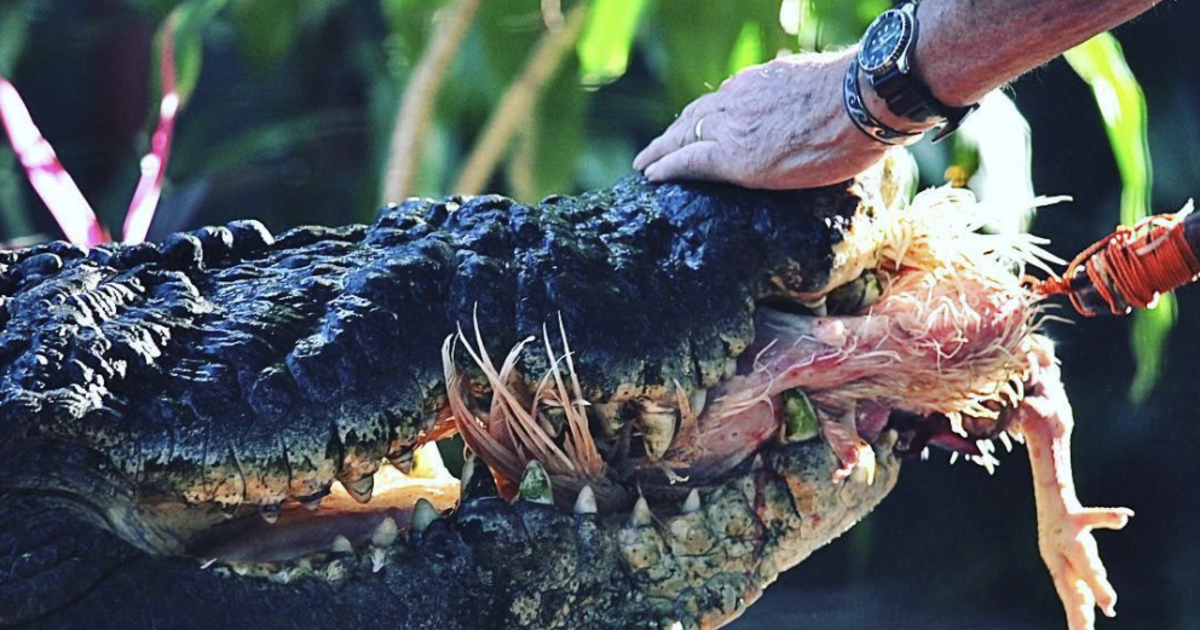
[652,0,784,111]
[576,0,647,86]
[1064,32,1163,402]
[727,21,765,75]
[804,0,888,50]
[1064,33,1151,226]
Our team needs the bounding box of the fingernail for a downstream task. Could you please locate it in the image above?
[644,164,659,180]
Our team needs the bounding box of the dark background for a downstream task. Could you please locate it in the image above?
[2,1,1198,629]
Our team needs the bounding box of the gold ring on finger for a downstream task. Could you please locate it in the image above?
[694,117,705,143]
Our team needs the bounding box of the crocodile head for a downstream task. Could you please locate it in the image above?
[0,157,1037,629]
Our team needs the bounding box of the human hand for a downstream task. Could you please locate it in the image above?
[633,50,926,190]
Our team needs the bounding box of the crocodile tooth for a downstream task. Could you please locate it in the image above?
[387,449,414,474]
[681,488,701,514]
[459,453,476,492]
[341,475,374,504]
[860,272,882,309]
[781,388,819,444]
[638,404,677,461]
[879,428,899,452]
[259,503,281,524]
[330,535,354,554]
[518,460,553,505]
[371,548,388,573]
[371,517,399,547]
[689,389,708,418]
[200,558,217,570]
[593,403,624,436]
[723,358,738,379]
[298,488,328,511]
[411,498,438,533]
[219,503,239,519]
[574,485,597,515]
[270,570,291,585]
[538,406,566,437]
[410,442,452,480]
[461,453,499,500]
[630,495,653,527]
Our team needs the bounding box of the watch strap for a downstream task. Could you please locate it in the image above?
[842,59,923,147]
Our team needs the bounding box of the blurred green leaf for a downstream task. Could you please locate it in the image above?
[1129,292,1175,403]
[805,0,887,50]
[168,0,231,105]
[521,54,588,200]
[1064,33,1151,227]
[174,108,364,174]
[576,0,648,86]
[1064,32,1163,403]
[0,147,33,241]
[652,0,785,111]
[380,0,450,66]
[233,0,303,74]
[0,0,36,78]
[726,21,765,75]
[0,0,37,240]
[437,0,541,130]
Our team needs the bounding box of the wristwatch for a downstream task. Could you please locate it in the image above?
[857,1,977,142]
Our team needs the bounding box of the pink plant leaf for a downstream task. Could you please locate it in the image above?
[123,14,181,245]
[0,77,107,248]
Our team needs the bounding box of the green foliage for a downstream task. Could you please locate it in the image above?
[650,0,787,110]
[1064,34,1152,227]
[576,0,648,86]
[726,21,765,75]
[233,0,302,74]
[0,0,37,239]
[167,0,230,105]
[0,1,36,78]
[522,54,589,200]
[804,0,888,49]
[1065,32,1167,403]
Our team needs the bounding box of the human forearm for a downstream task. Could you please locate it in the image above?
[916,0,1162,107]
[634,0,1168,190]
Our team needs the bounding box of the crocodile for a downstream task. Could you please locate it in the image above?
[0,159,1127,630]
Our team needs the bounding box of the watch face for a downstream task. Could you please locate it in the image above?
[859,10,910,74]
